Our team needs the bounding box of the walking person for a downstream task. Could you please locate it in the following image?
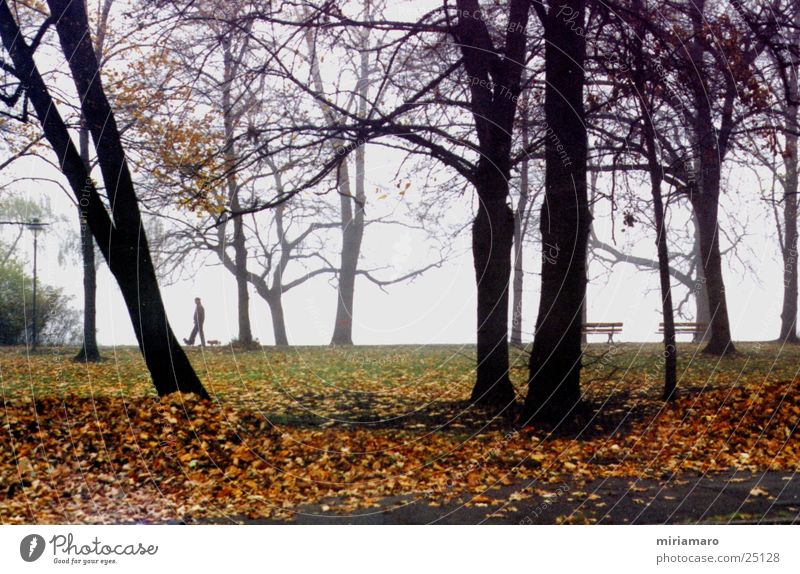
[183,297,206,347]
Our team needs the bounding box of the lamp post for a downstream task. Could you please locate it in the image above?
[26,218,47,350]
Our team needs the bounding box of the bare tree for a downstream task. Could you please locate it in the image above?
[510,96,539,347]
[522,0,590,424]
[629,0,677,398]
[768,4,800,343]
[0,0,208,397]
[74,0,114,363]
[197,1,535,407]
[303,3,372,346]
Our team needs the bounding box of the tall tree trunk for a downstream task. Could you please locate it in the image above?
[245,267,290,347]
[690,166,734,354]
[694,276,711,336]
[688,2,735,356]
[269,203,291,346]
[695,277,711,338]
[330,14,369,346]
[522,0,589,424]
[779,37,799,343]
[631,8,677,399]
[330,160,364,345]
[73,0,111,363]
[73,119,101,362]
[691,213,712,342]
[222,40,253,346]
[470,181,516,405]
[455,0,529,407]
[231,215,253,345]
[653,180,677,400]
[510,110,529,348]
[267,293,289,346]
[2,0,208,397]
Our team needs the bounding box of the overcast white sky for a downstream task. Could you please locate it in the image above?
[0,0,786,349]
[5,139,786,348]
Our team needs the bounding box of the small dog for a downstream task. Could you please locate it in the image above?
[207,340,221,346]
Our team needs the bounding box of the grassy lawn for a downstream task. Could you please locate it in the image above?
[1,343,798,523]
[3,342,797,425]
[4,341,796,393]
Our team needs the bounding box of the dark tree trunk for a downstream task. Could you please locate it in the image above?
[470,185,516,405]
[779,50,799,343]
[654,194,678,400]
[688,3,735,356]
[74,206,101,362]
[522,0,589,424]
[455,0,529,407]
[73,0,110,364]
[73,120,101,363]
[690,175,735,355]
[691,214,712,343]
[630,9,677,399]
[2,0,208,397]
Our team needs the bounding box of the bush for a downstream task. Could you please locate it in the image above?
[0,260,80,346]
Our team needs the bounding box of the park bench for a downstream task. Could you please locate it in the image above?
[657,322,709,339]
[582,322,623,343]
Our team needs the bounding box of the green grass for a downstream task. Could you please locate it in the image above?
[2,342,798,426]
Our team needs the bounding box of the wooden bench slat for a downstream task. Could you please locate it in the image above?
[657,322,708,336]
[582,322,623,343]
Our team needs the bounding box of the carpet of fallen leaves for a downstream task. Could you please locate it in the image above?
[1,343,798,523]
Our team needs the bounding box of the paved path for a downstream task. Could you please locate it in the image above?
[220,470,799,525]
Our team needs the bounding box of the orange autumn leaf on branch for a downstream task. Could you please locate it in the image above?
[108,53,229,215]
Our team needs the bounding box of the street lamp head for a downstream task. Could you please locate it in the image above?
[26,218,47,235]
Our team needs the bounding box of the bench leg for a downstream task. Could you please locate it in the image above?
[607,333,613,344]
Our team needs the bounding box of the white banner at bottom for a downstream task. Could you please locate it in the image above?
[1,525,798,573]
